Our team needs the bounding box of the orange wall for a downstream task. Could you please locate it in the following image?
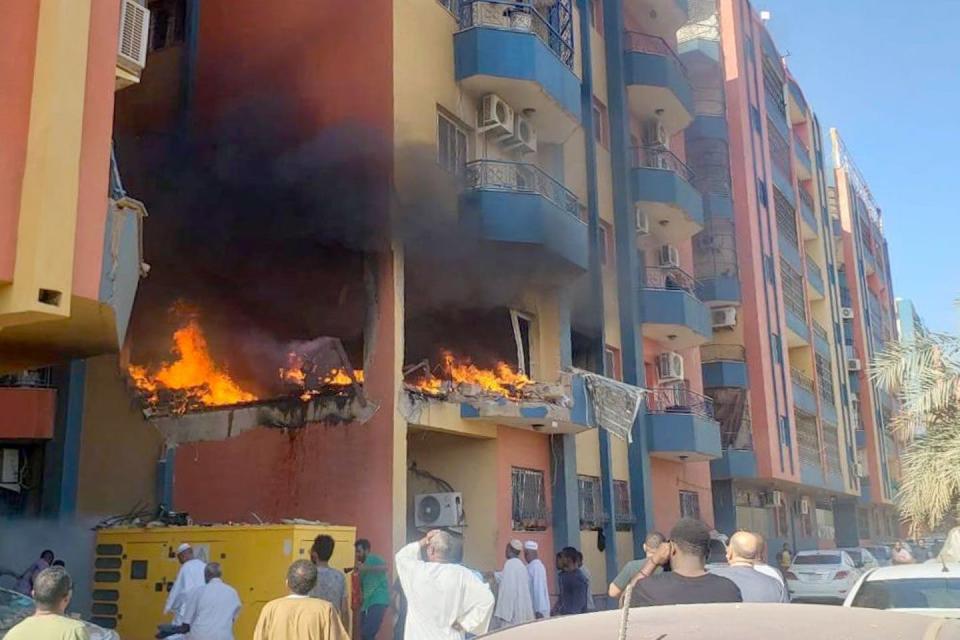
[650,458,715,534]
[0,388,56,440]
[0,3,41,283]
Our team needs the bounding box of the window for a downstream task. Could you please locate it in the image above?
[588,0,603,32]
[592,99,609,148]
[679,490,701,519]
[438,112,468,177]
[771,333,783,364]
[751,106,762,133]
[511,311,534,376]
[599,220,613,267]
[603,345,621,381]
[148,0,186,51]
[852,578,960,611]
[437,0,458,13]
[577,475,603,530]
[512,467,548,531]
[757,179,768,208]
[796,497,814,537]
[815,507,835,540]
[613,480,633,530]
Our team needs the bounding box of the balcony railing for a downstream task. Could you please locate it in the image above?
[0,368,54,388]
[798,186,814,212]
[806,255,824,292]
[465,159,582,220]
[790,367,816,394]
[458,0,574,67]
[632,146,696,183]
[642,265,699,296]
[647,383,715,419]
[701,344,746,363]
[812,321,829,344]
[624,32,687,73]
[793,132,811,160]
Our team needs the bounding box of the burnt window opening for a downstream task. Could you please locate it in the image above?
[512,467,547,531]
[679,490,701,520]
[148,0,186,51]
[511,311,533,377]
[571,329,602,374]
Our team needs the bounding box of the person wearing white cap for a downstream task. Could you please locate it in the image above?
[163,543,207,639]
[522,541,550,619]
[491,540,534,629]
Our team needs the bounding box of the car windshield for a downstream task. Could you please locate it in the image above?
[794,554,842,565]
[845,550,864,566]
[852,578,960,610]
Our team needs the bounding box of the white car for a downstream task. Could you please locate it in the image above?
[786,550,861,603]
[844,563,960,618]
[841,547,881,571]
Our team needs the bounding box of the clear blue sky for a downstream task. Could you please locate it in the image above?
[760,0,960,333]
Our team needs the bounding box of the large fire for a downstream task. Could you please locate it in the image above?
[128,319,257,409]
[408,351,532,399]
[279,351,363,400]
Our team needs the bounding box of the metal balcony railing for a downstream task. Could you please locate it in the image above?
[624,31,687,70]
[793,132,811,160]
[647,383,715,419]
[464,159,582,220]
[806,255,824,290]
[0,368,54,388]
[632,146,696,183]
[798,186,814,212]
[642,266,700,297]
[701,344,746,363]
[790,367,816,394]
[458,0,574,67]
[812,321,829,343]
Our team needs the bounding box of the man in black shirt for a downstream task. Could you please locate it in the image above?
[629,518,742,607]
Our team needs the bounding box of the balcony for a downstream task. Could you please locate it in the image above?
[771,162,794,204]
[812,321,831,356]
[791,368,818,415]
[786,306,810,346]
[793,132,813,180]
[806,256,825,300]
[701,344,748,389]
[0,370,57,440]
[787,78,808,124]
[779,234,803,272]
[628,0,690,41]
[646,385,722,461]
[624,32,694,135]
[765,93,791,140]
[638,266,712,349]
[631,147,704,244]
[710,449,757,479]
[455,1,581,141]
[862,246,878,275]
[459,160,588,272]
[798,187,818,238]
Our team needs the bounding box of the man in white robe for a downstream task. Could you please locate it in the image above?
[396,529,494,640]
[164,543,207,639]
[492,540,535,629]
[523,541,550,619]
[180,562,241,639]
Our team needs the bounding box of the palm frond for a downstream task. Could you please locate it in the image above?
[897,412,960,535]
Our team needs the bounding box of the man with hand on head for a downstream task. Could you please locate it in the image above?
[608,532,666,601]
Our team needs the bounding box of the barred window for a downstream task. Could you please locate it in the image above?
[815,354,835,405]
[780,258,806,321]
[767,125,791,178]
[512,467,548,531]
[775,188,799,247]
[438,112,468,177]
[795,409,820,467]
[679,490,701,520]
[613,480,633,530]
[577,475,603,530]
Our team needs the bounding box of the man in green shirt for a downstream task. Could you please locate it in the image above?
[356,538,390,640]
[607,531,666,602]
[6,566,88,640]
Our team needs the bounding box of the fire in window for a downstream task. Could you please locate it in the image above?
[679,490,701,520]
[438,112,468,177]
[512,467,547,531]
[613,480,633,530]
[577,475,602,530]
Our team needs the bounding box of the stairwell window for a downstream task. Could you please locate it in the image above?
[679,490,701,519]
[438,112,468,177]
[592,99,609,148]
[512,467,548,531]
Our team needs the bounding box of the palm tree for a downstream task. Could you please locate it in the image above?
[872,329,960,534]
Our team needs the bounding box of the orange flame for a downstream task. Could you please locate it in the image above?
[279,350,363,394]
[128,320,257,408]
[409,351,531,398]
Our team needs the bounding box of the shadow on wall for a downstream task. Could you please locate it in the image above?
[0,518,101,617]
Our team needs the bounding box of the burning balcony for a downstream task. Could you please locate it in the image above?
[646,384,721,461]
[624,33,694,135]
[454,0,581,142]
[631,147,704,244]
[459,160,588,273]
[638,266,712,350]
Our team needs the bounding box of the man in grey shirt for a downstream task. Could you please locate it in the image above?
[310,534,347,614]
[709,532,788,603]
[608,532,666,601]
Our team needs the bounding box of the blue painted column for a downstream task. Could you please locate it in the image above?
[551,287,580,549]
[41,360,86,517]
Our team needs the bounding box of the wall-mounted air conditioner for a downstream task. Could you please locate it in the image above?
[503,114,537,154]
[479,94,515,137]
[658,245,681,268]
[711,306,737,330]
[414,492,464,528]
[841,307,855,319]
[117,0,150,76]
[847,358,862,372]
[657,352,684,382]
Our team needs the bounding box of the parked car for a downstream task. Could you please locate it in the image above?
[785,549,861,603]
[845,563,960,618]
[484,603,960,639]
[841,547,881,571]
[864,545,893,567]
[0,587,118,640]
[705,535,729,571]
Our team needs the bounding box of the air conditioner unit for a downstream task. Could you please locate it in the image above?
[643,119,669,147]
[635,207,649,236]
[855,460,865,477]
[711,306,737,329]
[479,94,515,137]
[841,307,855,319]
[414,492,464,529]
[847,358,862,372]
[772,490,784,507]
[117,0,150,76]
[800,497,810,515]
[0,449,19,485]
[503,113,537,154]
[658,245,681,268]
[657,352,684,382]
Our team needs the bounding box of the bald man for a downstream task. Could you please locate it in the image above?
[708,532,788,603]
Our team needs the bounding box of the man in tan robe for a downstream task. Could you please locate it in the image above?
[254,559,350,640]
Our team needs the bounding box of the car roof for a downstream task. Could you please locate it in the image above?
[864,563,960,581]
[796,549,843,556]
[482,604,960,639]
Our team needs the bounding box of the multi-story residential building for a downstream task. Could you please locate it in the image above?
[830,129,902,543]
[897,298,926,345]
[0,0,149,517]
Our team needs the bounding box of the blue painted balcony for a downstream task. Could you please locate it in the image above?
[631,147,704,244]
[786,306,810,346]
[806,256,825,300]
[798,187,818,238]
[701,344,748,389]
[710,449,757,479]
[771,162,794,203]
[791,368,819,415]
[638,266,712,350]
[813,321,831,356]
[459,160,588,272]
[820,398,838,427]
[793,132,813,180]
[687,114,728,142]
[788,77,808,124]
[455,1,581,141]
[678,18,721,64]
[697,273,741,306]
[646,384,722,461]
[766,93,791,140]
[855,429,867,449]
[779,234,803,272]
[624,32,694,135]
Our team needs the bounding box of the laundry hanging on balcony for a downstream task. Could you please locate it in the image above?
[579,372,646,443]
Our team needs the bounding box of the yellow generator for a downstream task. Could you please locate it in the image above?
[91,523,356,640]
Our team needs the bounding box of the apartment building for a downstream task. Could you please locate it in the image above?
[0,0,149,516]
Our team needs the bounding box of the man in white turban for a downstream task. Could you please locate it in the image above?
[523,541,550,619]
[492,540,534,629]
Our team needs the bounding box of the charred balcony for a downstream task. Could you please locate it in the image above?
[631,147,704,244]
[455,0,581,142]
[624,33,695,136]
[646,384,722,462]
[638,266,712,350]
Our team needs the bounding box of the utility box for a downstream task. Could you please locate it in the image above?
[91,523,356,640]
